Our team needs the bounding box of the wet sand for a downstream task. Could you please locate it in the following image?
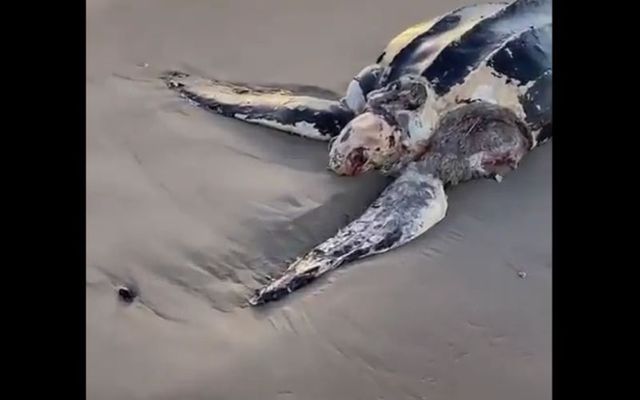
[86,0,551,399]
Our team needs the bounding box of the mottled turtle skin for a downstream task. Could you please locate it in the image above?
[161,0,552,305]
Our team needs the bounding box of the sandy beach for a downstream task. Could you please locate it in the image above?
[86,0,552,399]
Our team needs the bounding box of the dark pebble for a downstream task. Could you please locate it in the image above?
[117,286,137,303]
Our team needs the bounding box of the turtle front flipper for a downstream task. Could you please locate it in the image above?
[249,167,448,305]
[161,71,355,141]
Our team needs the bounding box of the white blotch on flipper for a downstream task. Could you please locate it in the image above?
[234,113,329,141]
[414,173,448,235]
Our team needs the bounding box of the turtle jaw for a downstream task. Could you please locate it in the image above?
[328,147,373,176]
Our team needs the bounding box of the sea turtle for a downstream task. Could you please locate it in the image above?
[161,0,552,305]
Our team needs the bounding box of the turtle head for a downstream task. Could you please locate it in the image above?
[328,75,432,176]
[328,112,405,176]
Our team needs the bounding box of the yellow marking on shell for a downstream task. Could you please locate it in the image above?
[379,3,507,68]
[379,18,440,66]
[408,6,509,73]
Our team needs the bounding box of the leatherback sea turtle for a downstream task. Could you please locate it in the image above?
[161,0,552,305]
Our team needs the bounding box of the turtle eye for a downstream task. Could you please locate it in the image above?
[408,83,427,109]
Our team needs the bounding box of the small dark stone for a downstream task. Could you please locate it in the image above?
[117,286,137,303]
